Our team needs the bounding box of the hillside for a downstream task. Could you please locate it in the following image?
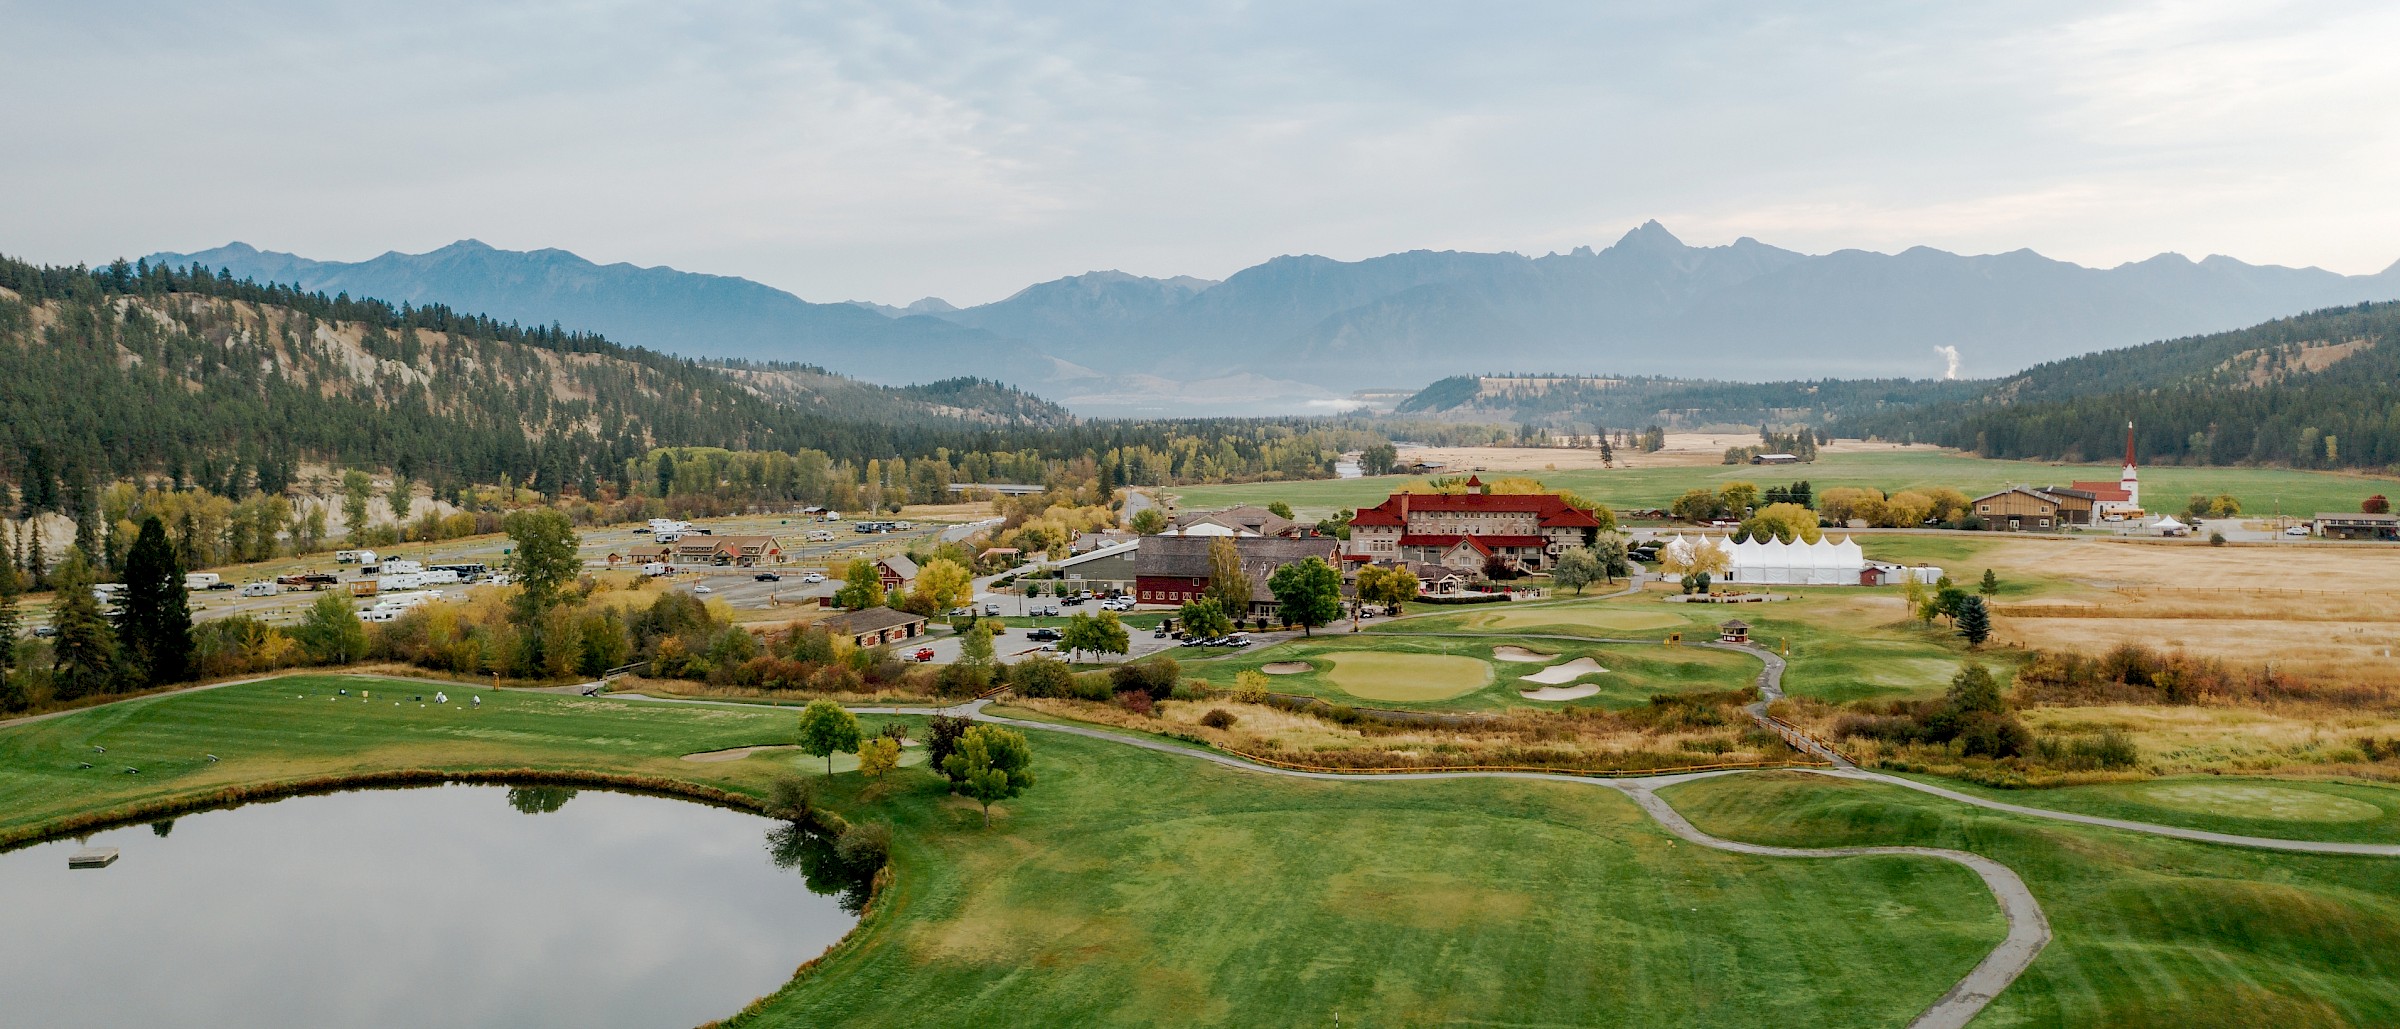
[1393,373,1976,431]
[146,240,1027,384]
[1852,301,2400,469]
[0,256,1077,496]
[159,230,2400,408]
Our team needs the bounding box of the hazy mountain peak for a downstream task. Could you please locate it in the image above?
[1610,219,1687,253]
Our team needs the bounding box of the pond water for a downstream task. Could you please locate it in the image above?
[0,784,867,1028]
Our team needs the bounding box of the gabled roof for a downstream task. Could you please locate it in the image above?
[1398,533,1495,555]
[874,555,919,579]
[1133,536,1341,602]
[2067,480,2132,503]
[1173,505,1298,537]
[1350,490,1603,529]
[820,607,926,636]
[1973,486,2064,507]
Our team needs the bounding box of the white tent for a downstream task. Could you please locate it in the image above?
[2151,515,2191,536]
[1721,534,1867,585]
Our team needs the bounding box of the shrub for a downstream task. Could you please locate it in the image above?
[1119,690,1155,716]
[1199,708,1237,730]
[1232,669,1271,703]
[1956,712,2032,759]
[1111,654,1182,699]
[763,774,814,822]
[835,821,892,869]
[1008,656,1077,699]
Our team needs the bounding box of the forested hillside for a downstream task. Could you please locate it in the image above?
[1393,373,1972,432]
[0,256,1367,513]
[1854,301,2400,469]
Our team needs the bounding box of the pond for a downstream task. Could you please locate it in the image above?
[0,784,869,1027]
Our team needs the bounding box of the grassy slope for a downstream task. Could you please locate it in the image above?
[1187,633,1756,710]
[750,737,1998,1028]
[3,674,2007,1028]
[1663,772,2400,1028]
[1889,773,2400,845]
[1170,449,2391,521]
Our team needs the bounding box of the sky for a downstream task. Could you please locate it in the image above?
[5,0,2398,306]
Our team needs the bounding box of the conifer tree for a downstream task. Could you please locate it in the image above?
[48,550,117,700]
[117,516,194,686]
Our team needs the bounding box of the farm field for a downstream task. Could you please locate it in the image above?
[4,674,2010,1028]
[1185,634,1757,710]
[1663,771,2400,1027]
[1170,447,2396,522]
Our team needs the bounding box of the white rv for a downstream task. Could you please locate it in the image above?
[238,581,280,598]
[378,558,424,575]
[336,549,378,565]
[184,572,221,590]
[640,562,672,577]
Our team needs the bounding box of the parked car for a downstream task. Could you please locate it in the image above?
[984,603,1000,617]
[1026,628,1064,642]
[1100,598,1134,612]
[2285,526,2310,536]
[693,585,713,594]
[801,572,827,583]
[753,571,781,581]
[1061,596,1087,607]
[912,647,937,662]
[33,626,57,638]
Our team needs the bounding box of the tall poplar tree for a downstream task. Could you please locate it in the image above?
[117,516,194,685]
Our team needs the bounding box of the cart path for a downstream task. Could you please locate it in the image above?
[945,701,2045,1029]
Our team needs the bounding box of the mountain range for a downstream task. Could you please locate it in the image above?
[153,226,2400,415]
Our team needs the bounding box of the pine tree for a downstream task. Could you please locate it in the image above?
[1978,568,1999,597]
[117,516,194,686]
[0,558,23,712]
[48,550,118,700]
[1956,596,1993,647]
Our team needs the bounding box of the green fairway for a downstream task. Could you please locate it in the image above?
[1170,448,2394,523]
[1890,773,2400,845]
[1662,771,2400,1027]
[1192,634,1757,710]
[1318,650,1491,701]
[1383,590,1987,704]
[2,674,2012,1028]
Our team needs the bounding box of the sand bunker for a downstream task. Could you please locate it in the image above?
[1492,646,1557,663]
[681,745,798,763]
[1519,685,1602,701]
[1261,662,1314,675]
[1519,657,1607,684]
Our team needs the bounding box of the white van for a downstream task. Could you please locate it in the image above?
[239,581,280,598]
[184,572,221,590]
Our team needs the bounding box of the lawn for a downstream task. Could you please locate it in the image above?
[1381,589,1995,705]
[1889,773,2400,846]
[1186,633,1758,710]
[3,674,2011,1028]
[1170,448,2394,523]
[1662,771,2400,1027]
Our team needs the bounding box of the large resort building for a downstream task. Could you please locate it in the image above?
[1344,478,1603,572]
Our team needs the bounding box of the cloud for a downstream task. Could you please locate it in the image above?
[3,2,2397,302]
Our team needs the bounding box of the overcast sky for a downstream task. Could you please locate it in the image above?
[6,0,2397,305]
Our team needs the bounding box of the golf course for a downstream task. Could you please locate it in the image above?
[11,668,2400,1026]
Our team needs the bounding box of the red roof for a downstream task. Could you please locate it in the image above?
[1397,533,1491,554]
[2068,481,2131,503]
[1351,490,1603,529]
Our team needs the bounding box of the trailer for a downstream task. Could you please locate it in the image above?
[184,572,221,590]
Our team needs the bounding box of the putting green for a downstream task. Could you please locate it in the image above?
[1460,605,1687,633]
[1321,651,1494,702]
[2130,783,2383,823]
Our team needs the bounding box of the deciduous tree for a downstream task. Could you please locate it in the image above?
[797,699,864,776]
[1203,538,1252,617]
[1266,556,1344,636]
[942,724,1034,827]
[1178,596,1233,640]
[834,559,886,611]
[503,508,580,621]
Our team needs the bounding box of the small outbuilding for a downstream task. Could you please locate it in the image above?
[1717,619,1751,644]
[819,607,929,648]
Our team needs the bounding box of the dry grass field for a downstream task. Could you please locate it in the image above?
[1397,435,1938,472]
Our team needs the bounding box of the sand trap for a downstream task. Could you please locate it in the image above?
[1261,662,1314,675]
[682,745,798,763]
[1492,646,1557,663]
[1519,685,1602,701]
[1520,657,1607,684]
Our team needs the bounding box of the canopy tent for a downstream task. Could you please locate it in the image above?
[1716,534,1866,585]
[2151,515,2191,536]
